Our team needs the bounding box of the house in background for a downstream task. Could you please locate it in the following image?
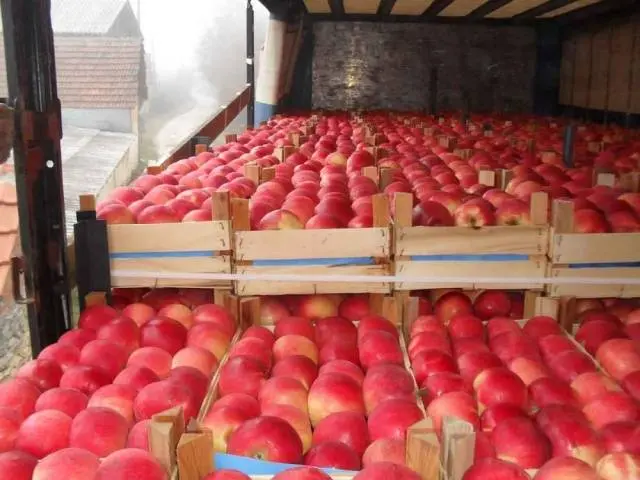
[0,0,147,138]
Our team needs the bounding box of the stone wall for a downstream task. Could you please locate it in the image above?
[0,298,31,380]
[312,22,537,113]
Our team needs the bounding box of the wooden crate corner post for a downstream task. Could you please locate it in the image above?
[393,192,414,229]
[530,191,549,227]
[406,418,441,480]
[442,418,475,480]
[150,406,186,477]
[177,421,214,480]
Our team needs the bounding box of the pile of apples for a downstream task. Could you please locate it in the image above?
[0,288,237,480]
[200,294,424,480]
[408,290,640,480]
[95,113,640,232]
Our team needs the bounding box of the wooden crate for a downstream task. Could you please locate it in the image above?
[393,191,549,291]
[231,194,392,296]
[175,294,437,480]
[103,192,233,289]
[547,200,640,298]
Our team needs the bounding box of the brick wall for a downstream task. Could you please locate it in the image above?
[311,22,537,113]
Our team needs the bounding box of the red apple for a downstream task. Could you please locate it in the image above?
[133,380,198,423]
[32,447,100,480]
[411,350,457,385]
[358,331,403,370]
[15,410,72,458]
[529,376,579,408]
[226,416,303,463]
[318,360,364,386]
[426,391,479,437]
[596,339,640,381]
[299,296,339,322]
[308,373,365,427]
[172,346,218,377]
[261,404,313,454]
[419,372,473,403]
[408,331,452,358]
[275,317,315,341]
[271,355,318,390]
[448,314,484,340]
[273,335,319,364]
[271,467,332,480]
[523,316,562,339]
[312,411,369,457]
[202,405,254,452]
[492,416,551,468]
[338,295,371,321]
[187,322,232,361]
[94,449,167,480]
[209,393,260,418]
[127,346,172,379]
[59,365,111,396]
[596,452,640,480]
[78,305,119,332]
[362,364,415,414]
[572,371,622,405]
[229,338,272,371]
[457,351,503,383]
[69,407,128,457]
[192,304,236,338]
[304,441,360,470]
[314,316,356,347]
[259,298,291,325]
[16,359,62,392]
[583,392,640,429]
[38,343,80,371]
[258,377,308,415]
[480,404,527,432]
[242,325,276,349]
[127,419,151,450]
[218,356,268,398]
[473,291,512,320]
[140,317,188,356]
[362,438,405,467]
[0,451,37,480]
[546,350,597,383]
[487,317,521,339]
[533,456,600,480]
[434,292,473,323]
[460,458,529,480]
[474,368,529,412]
[122,303,156,327]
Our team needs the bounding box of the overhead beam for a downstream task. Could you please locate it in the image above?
[512,0,575,19]
[328,0,345,15]
[468,0,512,18]
[377,0,398,15]
[558,0,635,24]
[421,0,455,17]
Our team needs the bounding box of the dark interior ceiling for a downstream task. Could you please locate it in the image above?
[258,0,638,24]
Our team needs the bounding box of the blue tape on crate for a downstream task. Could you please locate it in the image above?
[214,453,357,476]
[568,262,640,269]
[251,257,376,267]
[409,254,530,262]
[110,250,216,259]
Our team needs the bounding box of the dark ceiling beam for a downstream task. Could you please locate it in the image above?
[421,0,456,17]
[378,0,398,16]
[328,0,345,16]
[467,0,512,19]
[512,0,576,20]
[557,0,637,25]
[308,12,541,25]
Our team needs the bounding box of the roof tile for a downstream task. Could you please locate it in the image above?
[0,36,143,108]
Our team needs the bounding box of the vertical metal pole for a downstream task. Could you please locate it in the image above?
[1,0,71,354]
[247,0,255,128]
[429,66,438,115]
[563,123,576,168]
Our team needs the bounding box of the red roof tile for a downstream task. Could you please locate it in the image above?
[0,182,18,297]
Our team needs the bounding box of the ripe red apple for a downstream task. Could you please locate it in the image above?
[523,316,562,339]
[486,317,521,339]
[583,392,640,429]
[0,408,20,452]
[95,317,140,356]
[490,331,541,365]
[533,456,600,480]
[218,355,268,398]
[314,316,357,347]
[596,452,640,480]
[15,409,71,458]
[226,416,303,463]
[474,367,529,412]
[480,404,527,432]
[127,347,173,378]
[358,331,403,370]
[308,373,365,427]
[88,384,136,424]
[529,376,579,408]
[209,393,260,418]
[434,291,473,323]
[32,447,100,480]
[454,199,496,227]
[271,466,332,480]
[318,360,364,386]
[338,295,371,321]
[78,305,119,332]
[362,438,405,467]
[127,419,151,450]
[242,325,276,349]
[122,303,156,327]
[258,377,308,415]
[69,407,129,457]
[411,350,457,385]
[419,372,473,403]
[94,449,167,480]
[0,451,37,480]
[312,411,369,457]
[261,404,313,454]
[408,331,452,358]
[411,201,455,226]
[357,315,398,341]
[362,364,415,414]
[16,359,62,392]
[172,346,218,377]
[33,387,87,419]
[187,323,231,361]
[140,317,188,356]
[229,338,273,371]
[461,458,529,480]
[536,405,604,466]
[409,315,446,338]
[448,313,484,340]
[259,298,291,324]
[158,304,193,329]
[192,304,236,337]
[473,291,512,320]
[319,339,360,366]
[457,351,503,383]
[38,343,80,371]
[575,320,625,356]
[202,405,254,452]
[271,355,318,390]
[353,462,421,480]
[508,357,549,386]
[274,317,315,341]
[492,416,551,468]
[304,441,360,470]
[427,391,479,437]
[596,339,640,381]
[572,371,622,405]
[133,380,198,423]
[546,350,597,383]
[273,334,319,364]
[167,366,209,405]
[495,199,532,226]
[59,365,111,396]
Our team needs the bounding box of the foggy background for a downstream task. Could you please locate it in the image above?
[134,0,269,161]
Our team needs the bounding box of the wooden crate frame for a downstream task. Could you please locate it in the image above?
[231,194,392,296]
[176,294,437,480]
[547,200,640,298]
[393,191,549,291]
[100,191,233,289]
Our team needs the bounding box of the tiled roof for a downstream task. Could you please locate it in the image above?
[0,0,129,35]
[0,36,144,109]
[0,182,18,297]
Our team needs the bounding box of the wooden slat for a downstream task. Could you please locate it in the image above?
[608,22,634,112]
[485,0,548,18]
[572,33,592,108]
[548,268,640,299]
[110,257,232,288]
[439,0,489,16]
[391,0,434,14]
[550,232,640,264]
[395,226,548,256]
[344,0,381,13]
[395,258,547,291]
[235,228,389,260]
[589,28,610,110]
[107,221,231,253]
[235,265,392,296]
[303,0,332,13]
[538,0,603,18]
